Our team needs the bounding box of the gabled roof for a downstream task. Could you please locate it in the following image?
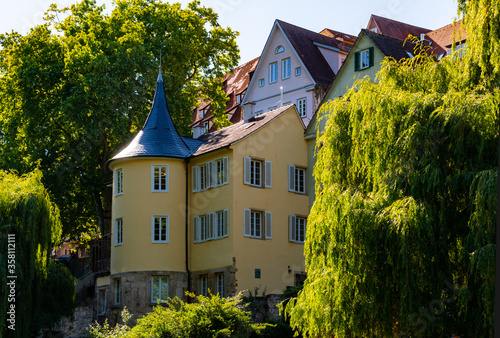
[111,71,201,161]
[367,14,431,41]
[426,20,467,51]
[193,104,299,156]
[363,29,415,60]
[277,19,350,86]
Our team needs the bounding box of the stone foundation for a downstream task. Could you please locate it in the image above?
[190,264,237,298]
[97,270,188,326]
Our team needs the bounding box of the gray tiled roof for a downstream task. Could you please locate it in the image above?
[193,104,295,156]
[111,72,201,161]
[363,29,415,60]
[277,20,346,86]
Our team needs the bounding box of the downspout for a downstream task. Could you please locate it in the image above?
[185,158,192,295]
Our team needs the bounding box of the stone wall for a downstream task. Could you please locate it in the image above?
[98,270,188,326]
[190,264,236,298]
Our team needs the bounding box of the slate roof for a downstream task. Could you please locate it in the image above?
[193,104,296,156]
[277,20,351,87]
[111,71,201,161]
[363,29,416,60]
[368,14,431,41]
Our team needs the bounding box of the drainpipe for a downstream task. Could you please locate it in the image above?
[185,158,192,295]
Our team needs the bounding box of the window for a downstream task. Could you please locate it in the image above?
[114,279,121,305]
[288,165,306,194]
[297,98,306,117]
[269,62,278,83]
[268,106,278,112]
[255,110,263,117]
[98,289,106,315]
[217,273,224,297]
[152,215,169,243]
[295,67,301,76]
[194,209,228,243]
[115,168,123,195]
[354,47,374,71]
[259,78,265,87]
[243,209,272,239]
[289,215,307,243]
[152,165,168,192]
[204,121,209,134]
[115,218,123,246]
[282,58,291,79]
[192,157,228,192]
[151,276,168,303]
[275,45,284,54]
[244,157,271,188]
[201,276,208,296]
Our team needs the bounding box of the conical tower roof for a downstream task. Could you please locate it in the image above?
[111,71,201,161]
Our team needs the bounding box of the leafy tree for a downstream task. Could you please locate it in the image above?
[0,0,239,240]
[0,169,75,337]
[284,1,497,336]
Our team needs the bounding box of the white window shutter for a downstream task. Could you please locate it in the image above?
[192,166,198,192]
[223,157,229,184]
[208,212,215,239]
[243,209,251,236]
[165,216,169,243]
[194,216,201,243]
[265,161,272,188]
[265,211,272,239]
[165,165,169,192]
[289,215,296,242]
[288,165,295,192]
[223,209,229,236]
[243,157,251,185]
[210,161,217,187]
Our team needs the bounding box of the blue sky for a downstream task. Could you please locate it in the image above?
[0,0,460,64]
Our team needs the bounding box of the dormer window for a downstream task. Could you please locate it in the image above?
[275,45,284,54]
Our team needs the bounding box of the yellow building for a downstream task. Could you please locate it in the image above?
[97,69,309,322]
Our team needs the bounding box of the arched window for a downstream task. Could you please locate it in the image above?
[275,45,284,54]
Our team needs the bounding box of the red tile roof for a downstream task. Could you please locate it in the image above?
[367,14,431,41]
[191,57,259,128]
[426,20,467,54]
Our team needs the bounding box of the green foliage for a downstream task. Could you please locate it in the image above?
[0,0,239,240]
[131,292,268,338]
[0,170,74,337]
[458,0,500,88]
[88,293,268,338]
[285,14,498,336]
[88,307,132,338]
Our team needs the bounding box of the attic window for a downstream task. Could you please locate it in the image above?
[275,45,285,54]
[354,47,374,71]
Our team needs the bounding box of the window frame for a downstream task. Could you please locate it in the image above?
[194,209,228,243]
[114,278,121,305]
[297,98,307,118]
[243,209,272,239]
[216,273,224,297]
[288,165,306,194]
[115,218,123,246]
[289,215,307,244]
[200,275,208,296]
[244,157,271,188]
[115,168,123,196]
[192,157,228,192]
[152,215,169,243]
[258,78,265,87]
[282,57,291,79]
[354,47,374,71]
[295,67,301,76]
[151,165,169,192]
[98,289,106,315]
[151,276,169,304]
[275,45,285,54]
[269,62,278,84]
